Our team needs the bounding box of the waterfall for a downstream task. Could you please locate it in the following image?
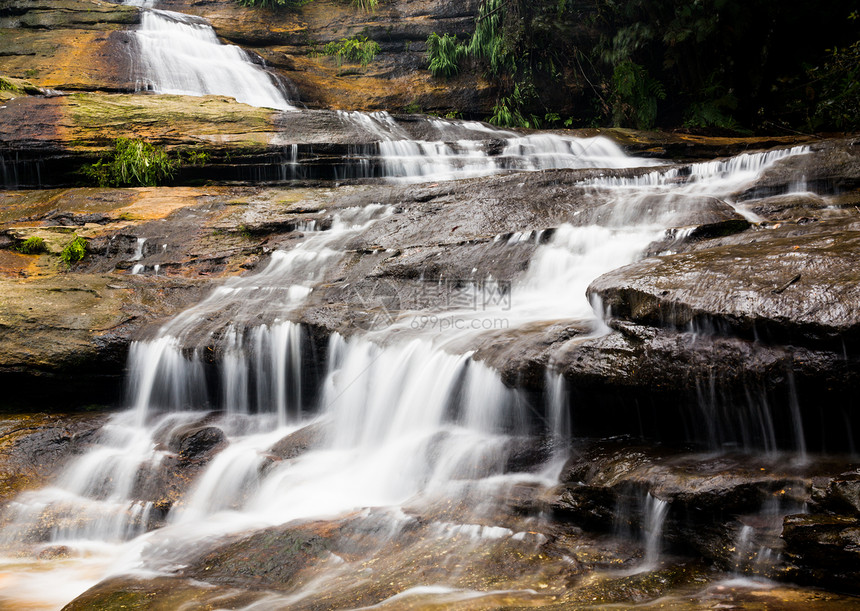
[641,494,670,570]
[129,7,294,110]
[0,11,821,597]
[335,110,663,183]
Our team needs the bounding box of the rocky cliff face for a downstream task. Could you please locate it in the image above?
[0,0,497,113]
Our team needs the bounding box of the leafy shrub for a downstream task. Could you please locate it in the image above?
[81,138,177,187]
[60,236,87,266]
[16,236,46,254]
[427,33,465,78]
[609,60,665,129]
[808,16,860,130]
[235,0,311,9]
[324,36,381,67]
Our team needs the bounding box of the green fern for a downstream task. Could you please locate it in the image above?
[324,36,381,67]
[16,236,46,254]
[427,33,465,78]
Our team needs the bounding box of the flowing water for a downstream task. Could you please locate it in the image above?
[0,2,836,608]
[129,6,294,110]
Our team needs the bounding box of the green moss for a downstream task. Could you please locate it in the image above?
[0,76,17,92]
[59,236,88,266]
[16,236,47,254]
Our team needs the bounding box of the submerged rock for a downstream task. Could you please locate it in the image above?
[0,412,108,504]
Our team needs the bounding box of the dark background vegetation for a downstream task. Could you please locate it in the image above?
[426,0,859,132]
[240,0,858,133]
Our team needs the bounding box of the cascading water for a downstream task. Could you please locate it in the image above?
[128,5,294,110]
[334,109,663,183]
[0,137,815,608]
[0,0,826,605]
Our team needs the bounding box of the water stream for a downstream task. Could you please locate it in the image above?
[0,3,830,608]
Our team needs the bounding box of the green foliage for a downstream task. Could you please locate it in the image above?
[81,138,177,187]
[808,14,860,130]
[426,33,465,78]
[489,85,541,128]
[0,76,16,91]
[16,236,46,254]
[427,0,573,127]
[427,0,858,131]
[402,101,422,114]
[349,0,377,11]
[60,236,87,266]
[235,0,311,9]
[324,36,381,67]
[683,77,741,131]
[184,149,210,166]
[609,60,665,129]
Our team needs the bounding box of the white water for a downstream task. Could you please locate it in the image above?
[0,1,822,604]
[336,110,662,183]
[0,141,814,609]
[130,8,294,110]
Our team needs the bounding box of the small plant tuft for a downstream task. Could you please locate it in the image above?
[81,138,177,187]
[184,149,210,166]
[235,0,312,9]
[349,0,378,11]
[324,36,381,67]
[60,236,88,266]
[426,33,464,78]
[402,101,422,114]
[16,236,47,254]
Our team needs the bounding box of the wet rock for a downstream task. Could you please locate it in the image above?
[808,473,860,516]
[737,142,860,201]
[588,216,860,349]
[181,523,330,590]
[782,513,860,593]
[749,193,831,221]
[549,441,854,569]
[0,0,139,93]
[169,425,226,461]
[63,575,268,611]
[0,412,109,503]
[267,421,326,460]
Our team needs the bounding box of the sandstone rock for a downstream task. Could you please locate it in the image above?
[588,217,860,348]
[0,0,139,92]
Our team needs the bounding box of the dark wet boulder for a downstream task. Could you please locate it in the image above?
[808,472,860,516]
[168,425,226,461]
[782,513,860,593]
[547,441,855,570]
[736,141,860,202]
